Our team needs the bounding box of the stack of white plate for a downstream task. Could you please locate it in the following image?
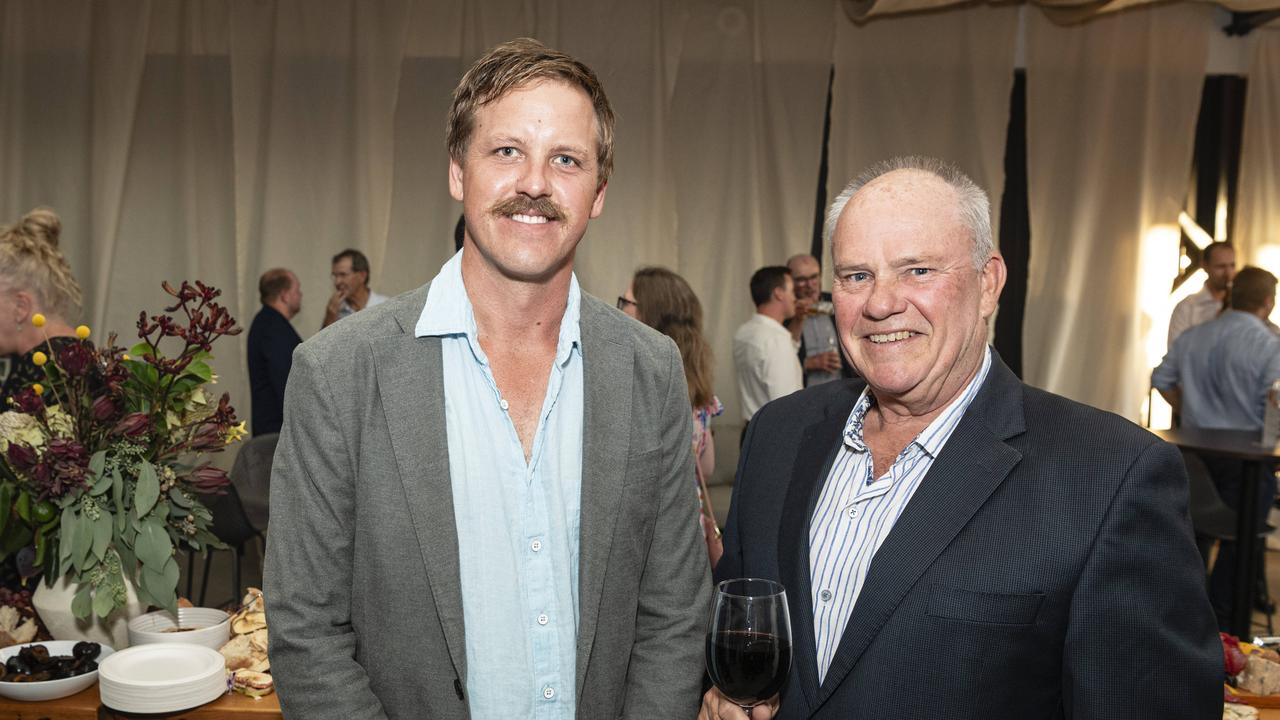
[98,643,227,713]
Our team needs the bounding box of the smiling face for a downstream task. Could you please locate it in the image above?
[831,169,1005,413]
[449,79,607,287]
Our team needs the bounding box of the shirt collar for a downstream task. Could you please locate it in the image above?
[414,249,582,366]
[842,346,993,457]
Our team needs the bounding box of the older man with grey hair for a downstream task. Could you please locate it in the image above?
[701,156,1220,719]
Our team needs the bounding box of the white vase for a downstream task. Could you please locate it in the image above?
[31,573,145,650]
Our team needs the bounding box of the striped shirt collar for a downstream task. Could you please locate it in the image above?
[842,346,993,458]
[414,248,582,367]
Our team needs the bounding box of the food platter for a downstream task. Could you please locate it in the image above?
[1228,685,1280,709]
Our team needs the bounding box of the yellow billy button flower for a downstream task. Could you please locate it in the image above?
[122,354,131,361]
[31,313,45,328]
[31,383,43,396]
[75,325,90,339]
[31,351,47,367]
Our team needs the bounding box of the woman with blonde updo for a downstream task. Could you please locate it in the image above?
[0,207,84,405]
[620,266,724,567]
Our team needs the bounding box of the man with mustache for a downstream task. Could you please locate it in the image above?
[266,39,711,719]
[701,156,1219,719]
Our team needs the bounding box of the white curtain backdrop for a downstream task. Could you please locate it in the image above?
[827,5,1019,265]
[2,1,1263,474]
[1236,28,1280,278]
[0,0,838,481]
[1022,4,1212,420]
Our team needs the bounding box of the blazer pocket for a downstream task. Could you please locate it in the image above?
[926,584,1044,626]
[624,447,661,488]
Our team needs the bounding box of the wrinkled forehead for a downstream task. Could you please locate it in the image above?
[835,171,967,254]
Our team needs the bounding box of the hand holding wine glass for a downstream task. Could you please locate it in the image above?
[702,578,791,720]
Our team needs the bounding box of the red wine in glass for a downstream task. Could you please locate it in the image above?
[706,578,792,712]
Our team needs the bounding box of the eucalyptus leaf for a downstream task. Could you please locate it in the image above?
[92,513,112,561]
[141,563,177,613]
[167,487,192,509]
[134,463,160,518]
[72,513,93,569]
[135,519,172,568]
[116,540,136,578]
[92,585,116,618]
[90,470,113,496]
[168,505,190,519]
[34,529,45,567]
[59,507,76,568]
[70,583,92,620]
[88,451,106,481]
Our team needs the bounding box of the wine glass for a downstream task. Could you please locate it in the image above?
[706,578,792,714]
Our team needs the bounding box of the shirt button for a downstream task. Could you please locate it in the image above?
[543,686,555,700]
[847,507,859,520]
[499,398,509,411]
[820,590,832,602]
[530,539,543,552]
[537,613,549,625]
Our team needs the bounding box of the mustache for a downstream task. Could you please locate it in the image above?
[490,195,565,221]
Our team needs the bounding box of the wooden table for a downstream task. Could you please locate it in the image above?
[0,684,281,719]
[1152,426,1280,637]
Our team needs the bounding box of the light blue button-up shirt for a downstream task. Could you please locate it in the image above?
[416,250,583,719]
[1152,309,1280,431]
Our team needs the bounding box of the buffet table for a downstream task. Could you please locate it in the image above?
[0,685,281,719]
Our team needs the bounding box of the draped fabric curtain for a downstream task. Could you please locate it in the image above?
[826,5,1019,278]
[1022,4,1212,420]
[0,0,838,481]
[841,0,1280,25]
[667,0,835,477]
[1236,29,1280,280]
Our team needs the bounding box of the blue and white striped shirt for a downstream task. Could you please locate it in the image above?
[809,347,992,681]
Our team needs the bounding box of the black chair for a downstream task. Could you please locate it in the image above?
[185,433,278,607]
[1183,448,1277,632]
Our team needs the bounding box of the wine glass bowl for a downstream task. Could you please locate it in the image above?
[706,578,792,711]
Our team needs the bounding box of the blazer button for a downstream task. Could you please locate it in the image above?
[454,677,465,701]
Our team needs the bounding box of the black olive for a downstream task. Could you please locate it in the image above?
[8,655,30,675]
[26,645,49,665]
[4,657,19,674]
[72,642,100,660]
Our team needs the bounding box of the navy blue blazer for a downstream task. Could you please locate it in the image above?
[247,304,302,436]
[717,352,1220,719]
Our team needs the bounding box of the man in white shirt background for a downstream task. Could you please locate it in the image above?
[322,248,389,328]
[733,265,803,442]
[1168,241,1235,348]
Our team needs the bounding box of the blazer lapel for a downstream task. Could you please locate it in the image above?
[370,292,468,682]
[814,356,1026,707]
[574,298,633,699]
[778,394,854,712]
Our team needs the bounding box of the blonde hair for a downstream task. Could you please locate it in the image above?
[446,38,615,190]
[0,207,82,319]
[632,267,714,410]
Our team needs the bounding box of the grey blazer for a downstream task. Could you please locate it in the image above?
[264,284,713,719]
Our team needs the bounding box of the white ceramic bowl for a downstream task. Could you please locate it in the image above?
[127,608,230,651]
[0,640,114,701]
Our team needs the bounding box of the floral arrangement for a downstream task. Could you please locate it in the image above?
[0,281,245,618]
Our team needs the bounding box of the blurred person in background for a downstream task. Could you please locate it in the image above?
[322,248,387,328]
[247,268,303,436]
[733,266,802,442]
[620,266,724,567]
[786,253,854,386]
[0,207,83,405]
[1168,241,1235,349]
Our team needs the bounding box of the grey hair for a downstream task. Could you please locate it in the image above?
[823,156,993,270]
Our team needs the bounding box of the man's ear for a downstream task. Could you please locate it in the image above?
[448,156,465,203]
